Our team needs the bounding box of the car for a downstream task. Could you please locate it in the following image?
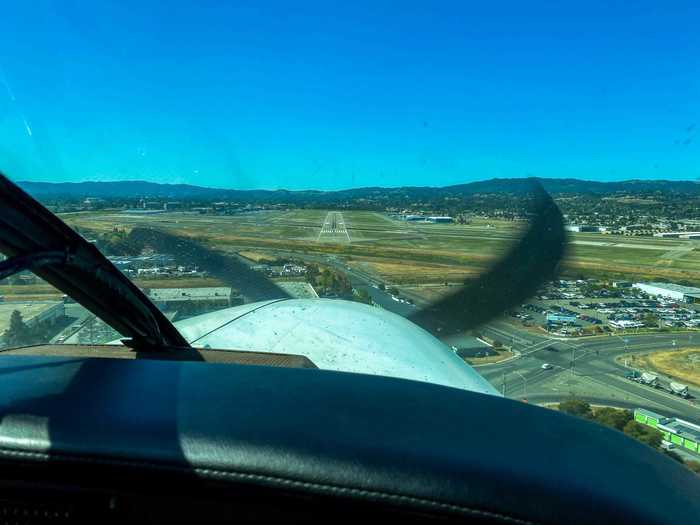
[542,363,554,370]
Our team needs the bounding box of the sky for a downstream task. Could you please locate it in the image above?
[0,1,698,190]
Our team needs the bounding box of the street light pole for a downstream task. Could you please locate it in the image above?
[515,371,527,400]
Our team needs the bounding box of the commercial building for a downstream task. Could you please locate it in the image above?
[565,225,601,233]
[546,313,577,324]
[276,282,319,299]
[402,215,454,223]
[653,231,700,239]
[632,282,700,303]
[146,287,236,313]
[635,409,700,454]
[611,280,632,288]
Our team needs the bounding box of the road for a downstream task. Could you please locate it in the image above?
[477,321,700,423]
[231,244,700,423]
[241,247,419,317]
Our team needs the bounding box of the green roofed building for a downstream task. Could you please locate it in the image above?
[634,408,700,454]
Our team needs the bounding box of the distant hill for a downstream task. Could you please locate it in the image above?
[15,177,700,203]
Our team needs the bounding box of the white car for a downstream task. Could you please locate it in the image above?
[541,363,554,370]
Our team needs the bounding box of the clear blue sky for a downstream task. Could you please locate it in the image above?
[1,1,698,190]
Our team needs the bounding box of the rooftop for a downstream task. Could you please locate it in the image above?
[276,282,319,299]
[635,408,666,421]
[658,418,700,442]
[634,282,700,295]
[147,287,232,302]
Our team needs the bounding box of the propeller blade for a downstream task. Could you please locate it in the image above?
[128,228,291,303]
[408,181,567,334]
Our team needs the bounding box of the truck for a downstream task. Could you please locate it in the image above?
[639,372,659,388]
[624,370,641,381]
[669,382,690,398]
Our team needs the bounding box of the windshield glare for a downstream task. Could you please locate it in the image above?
[1,3,700,473]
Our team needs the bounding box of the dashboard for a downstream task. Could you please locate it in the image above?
[0,352,696,524]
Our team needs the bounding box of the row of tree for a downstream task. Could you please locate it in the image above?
[306,265,352,297]
[558,399,700,474]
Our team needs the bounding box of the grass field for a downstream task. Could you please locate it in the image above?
[0,277,225,302]
[620,348,700,387]
[63,209,700,286]
[464,349,514,365]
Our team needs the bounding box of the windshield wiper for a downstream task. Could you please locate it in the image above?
[0,173,189,351]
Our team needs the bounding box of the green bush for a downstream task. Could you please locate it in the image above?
[558,399,592,419]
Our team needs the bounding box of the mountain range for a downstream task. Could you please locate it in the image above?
[15,178,700,203]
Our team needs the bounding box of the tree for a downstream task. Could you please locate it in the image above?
[642,313,659,327]
[622,421,662,449]
[3,310,30,347]
[305,264,320,283]
[686,461,700,475]
[558,399,592,419]
[592,407,632,431]
[354,288,372,305]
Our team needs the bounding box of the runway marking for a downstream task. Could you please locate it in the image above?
[317,211,351,243]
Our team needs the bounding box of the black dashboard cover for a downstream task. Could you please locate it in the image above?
[0,355,696,524]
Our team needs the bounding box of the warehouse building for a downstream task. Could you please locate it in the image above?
[276,282,318,299]
[146,287,238,316]
[635,409,700,454]
[632,282,700,303]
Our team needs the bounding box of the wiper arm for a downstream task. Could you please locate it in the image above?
[0,173,189,351]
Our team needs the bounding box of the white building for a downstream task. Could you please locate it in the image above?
[633,282,700,303]
[147,287,235,311]
[609,320,644,329]
[653,231,700,239]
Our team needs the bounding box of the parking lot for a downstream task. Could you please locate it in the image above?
[509,279,700,336]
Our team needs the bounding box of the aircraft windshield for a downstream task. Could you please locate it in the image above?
[1,2,699,474]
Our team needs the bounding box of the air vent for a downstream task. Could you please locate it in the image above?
[0,500,72,524]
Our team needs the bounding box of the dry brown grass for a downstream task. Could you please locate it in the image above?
[0,284,63,301]
[351,260,483,284]
[399,285,455,302]
[619,348,700,387]
[238,251,275,263]
[562,259,700,283]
